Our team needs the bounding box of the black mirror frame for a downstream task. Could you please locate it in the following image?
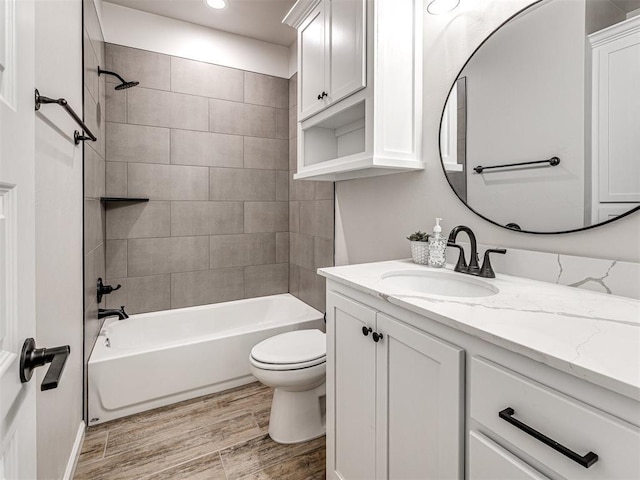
[437,0,640,235]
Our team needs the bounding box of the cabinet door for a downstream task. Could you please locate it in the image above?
[594,26,640,202]
[326,292,377,480]
[376,313,464,480]
[328,0,366,105]
[299,1,329,120]
[469,431,550,480]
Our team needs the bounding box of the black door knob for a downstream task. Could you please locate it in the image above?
[20,338,70,391]
[362,326,372,336]
[317,91,328,100]
[372,332,384,343]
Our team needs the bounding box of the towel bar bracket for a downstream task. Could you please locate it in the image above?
[34,89,97,145]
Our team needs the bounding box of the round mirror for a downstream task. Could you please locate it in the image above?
[439,0,640,234]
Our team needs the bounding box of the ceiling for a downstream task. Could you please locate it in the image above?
[104,0,297,47]
[610,0,640,14]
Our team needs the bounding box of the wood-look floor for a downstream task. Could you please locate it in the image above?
[74,383,326,480]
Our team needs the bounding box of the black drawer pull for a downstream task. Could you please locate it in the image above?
[362,326,372,336]
[372,332,383,343]
[499,407,598,468]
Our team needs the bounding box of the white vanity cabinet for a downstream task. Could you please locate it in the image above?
[324,274,640,480]
[326,291,465,480]
[284,0,424,181]
[295,0,366,120]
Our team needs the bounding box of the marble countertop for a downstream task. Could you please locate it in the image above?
[318,260,640,401]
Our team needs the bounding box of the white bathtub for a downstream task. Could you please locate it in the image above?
[88,294,324,425]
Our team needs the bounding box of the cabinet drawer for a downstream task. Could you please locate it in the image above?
[469,431,549,480]
[470,357,640,479]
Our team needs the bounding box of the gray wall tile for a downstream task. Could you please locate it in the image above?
[106,162,127,197]
[288,106,296,139]
[105,274,171,314]
[276,232,289,264]
[127,87,208,131]
[276,171,289,201]
[106,122,170,164]
[289,138,297,172]
[171,57,243,101]
[300,200,334,239]
[171,201,244,236]
[105,87,126,123]
[171,268,244,309]
[244,264,288,298]
[298,267,326,312]
[209,168,275,201]
[106,239,127,279]
[314,237,334,269]
[105,44,171,91]
[290,176,315,201]
[289,201,300,233]
[244,202,288,233]
[128,163,209,201]
[290,233,314,271]
[275,108,288,140]
[128,236,210,276]
[171,129,243,168]
[244,72,288,109]
[289,264,299,297]
[85,146,106,199]
[106,201,171,239]
[314,181,334,200]
[288,73,297,108]
[84,199,104,253]
[209,99,276,138]
[244,137,288,170]
[209,233,276,269]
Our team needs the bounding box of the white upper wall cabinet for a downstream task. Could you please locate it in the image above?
[284,0,424,181]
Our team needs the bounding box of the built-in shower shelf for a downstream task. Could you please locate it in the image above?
[100,197,149,203]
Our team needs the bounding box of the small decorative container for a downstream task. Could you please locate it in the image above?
[410,241,430,265]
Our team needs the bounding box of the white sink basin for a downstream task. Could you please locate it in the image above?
[381,270,499,298]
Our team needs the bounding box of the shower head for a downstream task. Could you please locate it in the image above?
[98,67,139,91]
[115,81,140,90]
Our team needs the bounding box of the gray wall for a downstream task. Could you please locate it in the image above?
[288,74,335,312]
[83,0,106,418]
[104,44,290,313]
[335,0,640,266]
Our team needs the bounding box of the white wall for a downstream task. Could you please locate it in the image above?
[462,0,585,232]
[102,2,291,78]
[34,0,84,478]
[335,0,640,266]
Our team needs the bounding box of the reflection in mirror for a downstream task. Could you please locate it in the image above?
[440,0,640,234]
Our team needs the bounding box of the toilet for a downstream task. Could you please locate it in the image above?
[250,329,326,444]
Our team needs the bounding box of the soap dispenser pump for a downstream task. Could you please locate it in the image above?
[428,218,446,268]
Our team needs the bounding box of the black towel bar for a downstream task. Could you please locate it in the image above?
[474,157,560,174]
[34,89,97,145]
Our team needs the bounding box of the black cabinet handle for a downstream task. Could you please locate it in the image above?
[317,91,328,100]
[362,326,372,336]
[20,338,71,391]
[372,332,383,343]
[499,407,598,468]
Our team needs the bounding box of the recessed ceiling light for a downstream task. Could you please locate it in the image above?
[204,0,227,9]
[427,0,459,15]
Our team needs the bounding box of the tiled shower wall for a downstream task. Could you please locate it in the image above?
[103,45,290,314]
[83,0,106,397]
[288,74,335,312]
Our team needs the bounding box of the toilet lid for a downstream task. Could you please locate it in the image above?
[251,329,326,365]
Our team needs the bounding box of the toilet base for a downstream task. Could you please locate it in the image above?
[268,382,326,444]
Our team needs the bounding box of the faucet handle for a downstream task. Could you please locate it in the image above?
[447,242,468,273]
[480,248,507,278]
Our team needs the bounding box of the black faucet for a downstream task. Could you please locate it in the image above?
[98,306,129,320]
[447,225,506,278]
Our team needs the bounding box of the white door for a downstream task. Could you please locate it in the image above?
[326,291,376,480]
[0,0,38,477]
[298,1,329,120]
[376,313,464,480]
[329,0,366,106]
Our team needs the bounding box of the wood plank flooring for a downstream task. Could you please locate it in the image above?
[74,383,326,480]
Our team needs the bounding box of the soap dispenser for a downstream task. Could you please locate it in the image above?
[428,218,446,268]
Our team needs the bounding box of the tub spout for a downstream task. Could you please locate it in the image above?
[98,306,129,320]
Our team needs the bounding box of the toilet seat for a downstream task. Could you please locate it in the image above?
[250,329,326,371]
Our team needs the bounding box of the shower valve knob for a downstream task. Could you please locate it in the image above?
[97,278,121,303]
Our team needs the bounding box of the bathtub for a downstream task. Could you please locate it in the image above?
[88,294,324,425]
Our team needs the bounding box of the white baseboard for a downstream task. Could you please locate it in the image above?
[62,421,85,480]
